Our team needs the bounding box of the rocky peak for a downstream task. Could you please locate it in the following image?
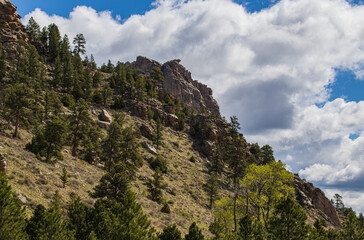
[294,175,341,228]
[133,56,220,116]
[0,0,27,46]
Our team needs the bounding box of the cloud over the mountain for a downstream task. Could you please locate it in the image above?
[23,0,364,211]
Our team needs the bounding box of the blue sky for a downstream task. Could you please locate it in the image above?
[15,0,364,212]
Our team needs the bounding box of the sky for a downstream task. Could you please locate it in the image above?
[14,0,364,213]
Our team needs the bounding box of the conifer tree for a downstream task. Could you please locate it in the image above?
[60,34,71,62]
[185,222,205,240]
[73,33,86,55]
[204,172,219,209]
[340,210,364,239]
[0,174,28,240]
[3,83,34,138]
[159,224,182,240]
[153,117,163,150]
[268,195,309,240]
[39,26,48,57]
[25,17,41,49]
[0,44,6,81]
[48,24,61,63]
[151,66,164,83]
[27,44,42,82]
[60,166,70,188]
[61,51,73,92]
[53,55,62,86]
[146,170,167,203]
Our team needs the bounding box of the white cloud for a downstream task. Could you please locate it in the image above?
[23,0,364,211]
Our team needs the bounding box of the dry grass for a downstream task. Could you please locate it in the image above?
[1,111,231,237]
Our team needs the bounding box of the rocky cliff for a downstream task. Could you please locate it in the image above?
[294,175,341,227]
[0,0,27,46]
[133,56,220,116]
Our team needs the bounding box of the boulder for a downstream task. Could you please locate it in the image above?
[143,142,157,155]
[98,109,112,123]
[140,123,154,139]
[97,120,111,130]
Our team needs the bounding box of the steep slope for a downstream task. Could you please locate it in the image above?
[0,0,342,236]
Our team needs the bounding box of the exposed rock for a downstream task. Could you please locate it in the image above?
[133,56,220,116]
[133,56,162,74]
[17,192,27,204]
[140,123,154,139]
[0,0,27,46]
[98,109,112,123]
[202,140,216,158]
[143,142,157,155]
[97,120,111,130]
[294,175,341,228]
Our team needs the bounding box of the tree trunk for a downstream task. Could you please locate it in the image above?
[13,111,20,138]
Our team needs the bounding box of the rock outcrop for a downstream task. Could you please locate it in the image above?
[294,175,341,228]
[133,56,220,116]
[0,0,27,46]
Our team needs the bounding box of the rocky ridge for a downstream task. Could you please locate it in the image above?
[0,0,27,46]
[133,56,220,116]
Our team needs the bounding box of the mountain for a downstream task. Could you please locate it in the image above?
[0,0,346,238]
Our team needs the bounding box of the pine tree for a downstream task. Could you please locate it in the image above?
[25,17,41,48]
[146,170,167,203]
[153,117,163,150]
[3,83,34,138]
[53,55,62,86]
[48,24,61,63]
[204,172,219,209]
[185,222,205,240]
[101,84,113,106]
[60,166,69,188]
[0,174,28,240]
[73,33,86,55]
[60,34,71,62]
[340,210,364,239]
[268,195,309,240]
[159,224,182,240]
[151,66,164,83]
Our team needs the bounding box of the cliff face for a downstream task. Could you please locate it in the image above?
[294,175,341,228]
[0,0,27,46]
[133,56,220,116]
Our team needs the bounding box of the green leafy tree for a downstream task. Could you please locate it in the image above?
[240,161,294,226]
[0,174,28,240]
[73,33,86,54]
[268,195,309,240]
[146,170,167,203]
[238,214,253,240]
[3,83,34,137]
[159,224,182,240]
[185,222,205,240]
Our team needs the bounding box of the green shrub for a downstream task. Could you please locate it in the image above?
[189,156,196,163]
[150,155,168,173]
[161,202,171,214]
[61,94,75,107]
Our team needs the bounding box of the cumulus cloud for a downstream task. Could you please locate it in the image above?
[23,0,364,211]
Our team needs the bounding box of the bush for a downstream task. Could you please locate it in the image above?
[161,202,171,214]
[189,156,196,163]
[150,155,168,173]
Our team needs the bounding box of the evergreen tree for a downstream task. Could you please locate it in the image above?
[146,170,167,203]
[90,54,97,70]
[261,145,274,165]
[150,155,168,173]
[204,172,219,209]
[60,34,71,62]
[268,195,309,240]
[101,84,113,106]
[92,163,131,202]
[340,210,364,239]
[0,44,6,81]
[159,224,182,240]
[332,193,344,213]
[61,51,73,92]
[102,113,142,172]
[151,66,164,83]
[67,193,94,240]
[44,90,63,119]
[0,174,28,240]
[153,117,163,150]
[27,44,42,81]
[39,26,48,57]
[53,55,62,86]
[185,222,204,240]
[25,17,41,48]
[73,33,86,54]
[3,83,34,137]
[48,23,61,63]
[60,166,70,188]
